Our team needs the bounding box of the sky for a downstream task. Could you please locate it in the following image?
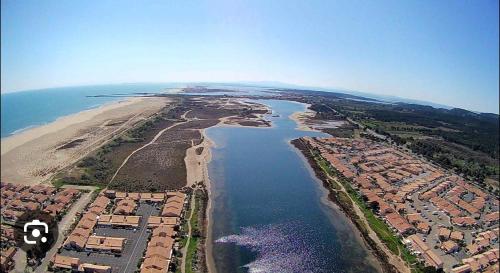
[1,0,499,113]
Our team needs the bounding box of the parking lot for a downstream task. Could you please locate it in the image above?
[407,187,480,272]
[60,203,160,273]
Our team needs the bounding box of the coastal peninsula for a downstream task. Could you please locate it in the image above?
[2,87,498,273]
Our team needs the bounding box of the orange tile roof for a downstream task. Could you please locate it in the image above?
[52,254,80,269]
[451,264,471,273]
[114,199,137,215]
[148,236,174,248]
[86,236,126,252]
[450,231,464,241]
[152,225,175,238]
[422,249,443,269]
[140,267,165,273]
[98,215,141,227]
[141,256,170,272]
[441,240,459,253]
[385,213,413,234]
[145,245,172,260]
[115,192,127,199]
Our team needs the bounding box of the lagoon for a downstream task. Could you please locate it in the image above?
[206,100,382,273]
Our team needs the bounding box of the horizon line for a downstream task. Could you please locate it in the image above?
[1,80,498,115]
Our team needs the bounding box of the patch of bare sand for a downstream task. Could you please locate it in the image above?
[289,107,318,132]
[185,131,213,187]
[182,124,217,273]
[1,97,168,185]
[218,99,272,128]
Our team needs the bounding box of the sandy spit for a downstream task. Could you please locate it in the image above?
[288,103,319,132]
[198,129,217,273]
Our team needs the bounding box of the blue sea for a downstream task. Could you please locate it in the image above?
[0,83,182,138]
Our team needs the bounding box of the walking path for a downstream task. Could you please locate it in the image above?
[109,111,191,185]
[181,192,196,273]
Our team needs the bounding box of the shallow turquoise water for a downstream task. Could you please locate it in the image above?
[207,100,381,273]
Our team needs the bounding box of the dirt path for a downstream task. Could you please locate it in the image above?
[33,186,97,273]
[109,111,191,185]
[181,192,196,273]
[1,98,168,185]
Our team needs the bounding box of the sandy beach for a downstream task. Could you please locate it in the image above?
[1,97,168,185]
[196,129,217,273]
[185,129,214,188]
[288,103,318,132]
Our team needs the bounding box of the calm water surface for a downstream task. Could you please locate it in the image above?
[207,100,382,273]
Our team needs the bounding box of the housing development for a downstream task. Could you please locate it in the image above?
[53,190,187,273]
[0,179,189,273]
[303,136,499,273]
[1,87,498,273]
[1,183,81,272]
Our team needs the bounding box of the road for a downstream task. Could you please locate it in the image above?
[33,187,97,273]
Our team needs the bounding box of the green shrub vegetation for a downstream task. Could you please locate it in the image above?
[185,189,204,273]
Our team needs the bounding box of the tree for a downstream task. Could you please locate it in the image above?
[370,201,380,213]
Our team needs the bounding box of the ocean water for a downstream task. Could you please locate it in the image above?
[207,100,382,273]
[0,83,181,138]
